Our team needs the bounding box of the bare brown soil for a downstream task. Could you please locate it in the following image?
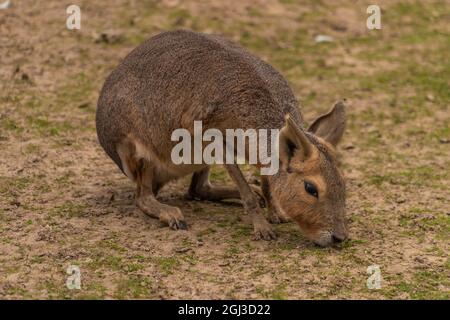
[0,0,448,299]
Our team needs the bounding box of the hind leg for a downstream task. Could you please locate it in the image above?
[117,140,187,230]
[224,164,276,240]
[187,166,264,204]
[187,166,240,201]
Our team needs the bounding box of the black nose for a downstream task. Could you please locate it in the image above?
[332,235,344,243]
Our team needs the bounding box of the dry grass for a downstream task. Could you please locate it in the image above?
[0,0,448,299]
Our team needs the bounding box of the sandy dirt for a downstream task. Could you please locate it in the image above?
[0,0,448,299]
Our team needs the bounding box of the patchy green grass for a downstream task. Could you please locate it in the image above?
[153,256,181,275]
[0,0,448,300]
[114,275,153,299]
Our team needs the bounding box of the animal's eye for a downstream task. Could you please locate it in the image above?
[304,181,318,198]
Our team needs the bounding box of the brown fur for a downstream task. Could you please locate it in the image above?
[96,30,348,245]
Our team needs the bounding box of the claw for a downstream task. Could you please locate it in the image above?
[253,225,277,241]
[268,214,282,224]
[178,220,188,230]
[268,213,290,224]
[252,232,261,241]
[168,220,178,230]
[168,219,188,230]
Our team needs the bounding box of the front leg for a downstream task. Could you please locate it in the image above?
[187,166,241,201]
[134,158,187,230]
[187,166,266,206]
[224,164,276,240]
[261,176,290,224]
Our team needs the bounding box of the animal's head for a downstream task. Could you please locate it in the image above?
[270,101,348,247]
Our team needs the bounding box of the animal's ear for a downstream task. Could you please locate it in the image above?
[308,101,346,146]
[279,114,314,170]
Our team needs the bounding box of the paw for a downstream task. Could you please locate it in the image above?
[268,212,290,224]
[253,220,277,241]
[159,207,188,230]
[137,197,188,230]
